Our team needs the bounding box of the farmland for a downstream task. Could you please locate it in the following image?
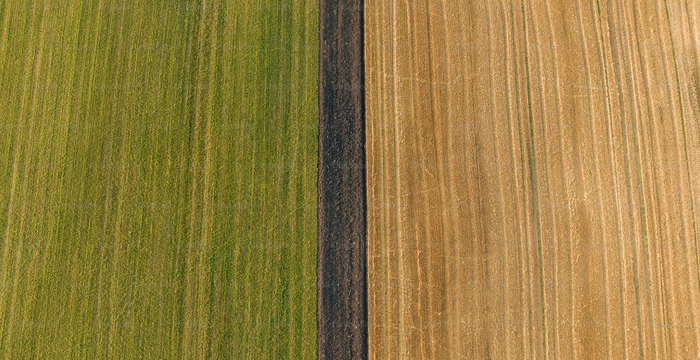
[0,0,318,358]
[367,0,700,358]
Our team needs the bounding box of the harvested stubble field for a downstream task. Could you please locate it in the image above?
[0,1,317,358]
[367,0,700,358]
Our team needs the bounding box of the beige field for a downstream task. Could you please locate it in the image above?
[366,0,700,358]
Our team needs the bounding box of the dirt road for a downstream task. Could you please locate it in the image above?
[366,0,700,358]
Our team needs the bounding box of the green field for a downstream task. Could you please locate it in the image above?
[0,1,318,358]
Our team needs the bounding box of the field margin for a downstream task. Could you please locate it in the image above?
[318,0,368,359]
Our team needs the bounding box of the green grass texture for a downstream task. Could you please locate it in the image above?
[0,0,318,358]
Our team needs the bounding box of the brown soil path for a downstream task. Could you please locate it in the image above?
[318,1,367,359]
[366,0,700,358]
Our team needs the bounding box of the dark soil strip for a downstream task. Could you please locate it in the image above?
[318,0,367,359]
